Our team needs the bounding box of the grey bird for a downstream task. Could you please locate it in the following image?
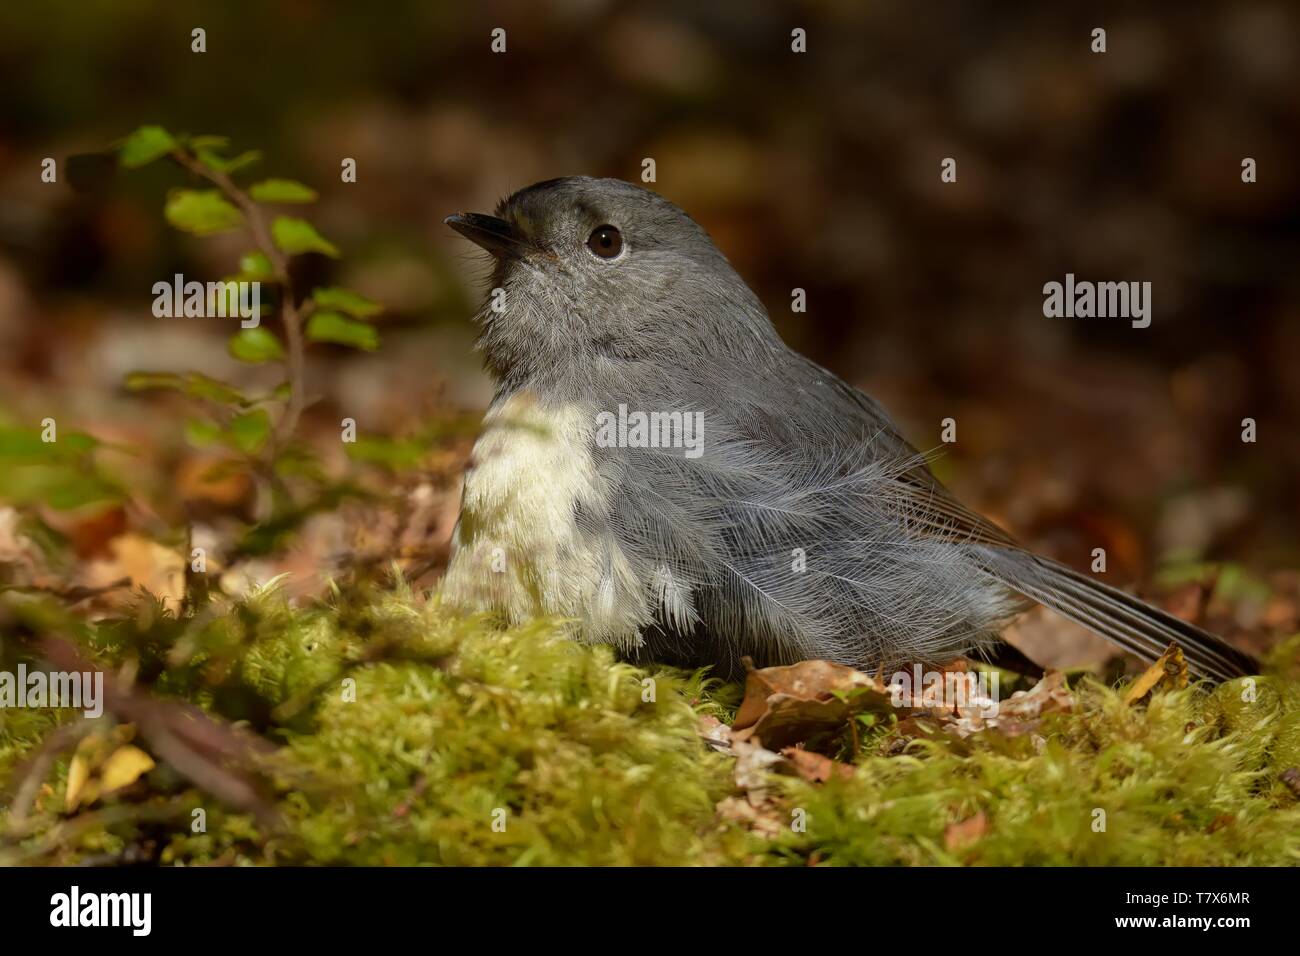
[441,176,1257,683]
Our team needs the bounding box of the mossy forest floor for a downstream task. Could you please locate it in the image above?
[2,584,1298,867]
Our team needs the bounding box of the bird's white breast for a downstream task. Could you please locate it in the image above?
[440,391,651,649]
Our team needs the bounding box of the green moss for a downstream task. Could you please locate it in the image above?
[269,612,746,865]
[771,679,1300,866]
[2,586,1298,866]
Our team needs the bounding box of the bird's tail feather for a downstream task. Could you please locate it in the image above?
[974,547,1257,682]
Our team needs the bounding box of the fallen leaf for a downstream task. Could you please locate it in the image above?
[731,738,789,791]
[41,504,127,560]
[1124,643,1188,704]
[37,636,283,829]
[944,670,1074,738]
[176,455,253,509]
[82,533,186,610]
[781,747,854,783]
[64,754,91,811]
[99,745,156,794]
[944,810,988,851]
[731,658,899,750]
[697,714,732,753]
[1002,605,1116,672]
[715,795,783,839]
[0,506,50,584]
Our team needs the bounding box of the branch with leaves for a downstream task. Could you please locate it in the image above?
[117,125,383,527]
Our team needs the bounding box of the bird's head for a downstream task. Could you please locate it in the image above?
[446,176,774,389]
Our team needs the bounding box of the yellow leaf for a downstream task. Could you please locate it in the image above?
[65,754,91,810]
[99,745,156,795]
[1125,643,1189,704]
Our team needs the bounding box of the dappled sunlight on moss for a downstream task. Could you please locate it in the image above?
[2,585,1298,866]
[770,679,1300,866]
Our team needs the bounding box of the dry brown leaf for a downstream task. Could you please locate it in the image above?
[944,810,988,851]
[715,795,783,838]
[716,737,792,837]
[781,746,855,783]
[890,659,1003,722]
[945,669,1074,738]
[1124,643,1188,704]
[731,658,898,750]
[40,504,127,560]
[997,669,1075,718]
[0,506,49,583]
[82,533,185,610]
[731,738,789,791]
[176,454,254,509]
[1002,605,1115,672]
[697,714,732,753]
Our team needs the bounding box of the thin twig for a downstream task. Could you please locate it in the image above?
[0,796,195,866]
[5,718,95,835]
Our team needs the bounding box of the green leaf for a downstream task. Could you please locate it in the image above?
[311,286,381,318]
[125,371,246,405]
[164,189,244,236]
[184,373,248,405]
[187,135,230,150]
[345,435,429,470]
[0,430,121,508]
[306,311,379,351]
[223,151,262,173]
[237,251,275,281]
[271,443,325,481]
[22,468,121,510]
[228,328,285,364]
[65,434,100,455]
[186,136,261,174]
[197,148,262,174]
[0,427,97,463]
[250,178,318,203]
[271,217,339,258]
[120,126,177,168]
[124,370,185,392]
[229,409,272,454]
[184,418,223,447]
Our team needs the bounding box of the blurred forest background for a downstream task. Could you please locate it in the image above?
[0,0,1296,665]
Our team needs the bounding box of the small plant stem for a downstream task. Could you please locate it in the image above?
[170,149,307,445]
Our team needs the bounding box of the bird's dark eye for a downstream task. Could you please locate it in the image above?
[586,225,623,259]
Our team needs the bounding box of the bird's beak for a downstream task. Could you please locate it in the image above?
[444,213,524,258]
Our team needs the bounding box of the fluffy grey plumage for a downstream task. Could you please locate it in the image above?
[441,176,1257,682]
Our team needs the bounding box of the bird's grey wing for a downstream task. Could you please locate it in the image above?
[591,361,1025,672]
[786,353,1018,547]
[785,355,1256,680]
